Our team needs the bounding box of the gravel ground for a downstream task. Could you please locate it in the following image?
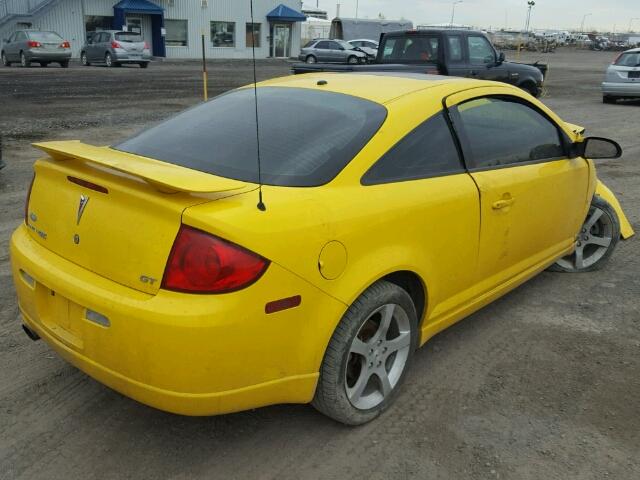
[0,50,639,480]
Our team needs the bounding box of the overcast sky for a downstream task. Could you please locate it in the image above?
[307,1,640,32]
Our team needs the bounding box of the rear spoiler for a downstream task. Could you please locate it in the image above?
[33,141,248,194]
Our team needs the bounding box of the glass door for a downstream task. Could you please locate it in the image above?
[126,16,142,35]
[273,24,291,58]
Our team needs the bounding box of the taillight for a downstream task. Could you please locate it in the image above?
[25,174,35,224]
[60,41,71,49]
[111,41,122,49]
[27,41,41,48]
[162,225,269,294]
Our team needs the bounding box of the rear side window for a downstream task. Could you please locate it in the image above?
[380,36,439,63]
[447,36,463,62]
[28,31,63,42]
[115,32,142,42]
[115,87,387,187]
[315,41,331,49]
[456,97,565,168]
[362,112,462,185]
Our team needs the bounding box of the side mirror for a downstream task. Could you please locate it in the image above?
[497,51,505,64]
[580,137,622,159]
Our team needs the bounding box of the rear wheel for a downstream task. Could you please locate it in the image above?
[2,52,11,67]
[312,281,418,425]
[305,55,317,64]
[347,55,358,65]
[39,62,49,67]
[81,52,90,66]
[105,52,114,67]
[60,60,69,68]
[603,95,617,104]
[549,196,620,272]
[139,62,149,69]
[20,52,30,68]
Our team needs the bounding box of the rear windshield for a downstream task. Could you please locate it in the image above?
[115,87,387,187]
[381,36,439,63]
[115,32,142,42]
[28,31,63,43]
[615,52,640,67]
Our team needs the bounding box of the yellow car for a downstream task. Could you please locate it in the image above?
[11,73,634,425]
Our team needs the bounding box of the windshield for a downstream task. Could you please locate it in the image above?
[615,52,640,67]
[28,31,63,43]
[115,87,387,187]
[115,32,142,42]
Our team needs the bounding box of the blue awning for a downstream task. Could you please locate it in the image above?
[113,0,163,15]
[266,4,307,22]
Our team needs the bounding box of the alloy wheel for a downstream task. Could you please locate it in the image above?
[345,303,411,410]
[555,205,614,271]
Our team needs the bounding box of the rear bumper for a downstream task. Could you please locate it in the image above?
[602,82,640,97]
[10,225,346,415]
[26,50,71,62]
[112,50,151,62]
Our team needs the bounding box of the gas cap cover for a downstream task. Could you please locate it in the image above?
[318,241,347,280]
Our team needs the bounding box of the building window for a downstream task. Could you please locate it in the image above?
[165,19,188,46]
[246,23,261,48]
[85,15,113,40]
[211,21,235,47]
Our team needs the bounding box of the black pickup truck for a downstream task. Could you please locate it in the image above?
[292,29,546,97]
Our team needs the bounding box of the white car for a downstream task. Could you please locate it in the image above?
[348,39,378,60]
[602,48,640,103]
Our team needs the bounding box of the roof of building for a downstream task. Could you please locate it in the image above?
[113,0,163,14]
[266,4,307,22]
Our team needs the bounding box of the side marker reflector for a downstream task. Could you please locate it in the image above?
[85,309,110,327]
[265,295,302,314]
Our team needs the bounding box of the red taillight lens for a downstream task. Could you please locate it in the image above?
[60,41,71,49]
[25,174,35,224]
[111,41,122,49]
[27,41,41,48]
[162,225,269,294]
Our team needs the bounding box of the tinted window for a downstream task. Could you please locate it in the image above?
[116,87,387,187]
[115,32,142,42]
[457,97,565,168]
[381,36,439,63]
[615,52,640,67]
[447,36,463,61]
[28,31,63,42]
[362,112,462,184]
[467,36,495,64]
[16,32,27,41]
[315,41,331,49]
[303,40,316,48]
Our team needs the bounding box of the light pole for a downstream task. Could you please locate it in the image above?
[450,1,463,28]
[355,0,359,20]
[580,13,592,33]
[524,1,535,34]
[629,18,640,33]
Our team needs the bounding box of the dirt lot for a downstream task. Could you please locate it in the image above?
[0,50,639,480]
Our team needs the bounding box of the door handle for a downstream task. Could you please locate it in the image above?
[492,198,515,210]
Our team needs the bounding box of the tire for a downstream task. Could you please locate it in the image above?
[2,52,11,67]
[312,281,418,425]
[520,81,540,97]
[39,62,49,67]
[105,52,114,67]
[549,195,620,273]
[347,55,358,65]
[603,95,617,104]
[305,55,317,64]
[60,60,69,68]
[139,62,149,69]
[20,52,30,68]
[81,52,90,66]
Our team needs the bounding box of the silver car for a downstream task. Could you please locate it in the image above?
[299,39,367,64]
[81,30,151,68]
[1,30,71,68]
[602,48,640,103]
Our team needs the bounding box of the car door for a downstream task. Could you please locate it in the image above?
[444,34,467,77]
[465,34,510,83]
[314,40,331,62]
[9,32,25,60]
[95,32,109,61]
[327,41,343,62]
[3,32,16,60]
[446,88,590,291]
[85,32,98,61]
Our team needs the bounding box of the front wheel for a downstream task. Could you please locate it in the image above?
[549,196,620,273]
[139,62,149,69]
[347,55,358,65]
[312,281,418,425]
[81,52,90,66]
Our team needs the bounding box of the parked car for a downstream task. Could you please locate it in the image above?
[299,39,367,64]
[81,31,151,68]
[12,74,633,425]
[1,30,71,68]
[294,29,546,97]
[348,38,379,60]
[602,48,640,103]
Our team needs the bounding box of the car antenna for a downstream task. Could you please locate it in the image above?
[250,0,266,211]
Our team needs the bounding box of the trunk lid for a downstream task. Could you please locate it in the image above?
[26,141,251,295]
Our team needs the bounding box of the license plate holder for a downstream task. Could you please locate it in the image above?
[628,71,640,79]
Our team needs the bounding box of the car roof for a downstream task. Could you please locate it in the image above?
[623,47,640,53]
[257,72,500,105]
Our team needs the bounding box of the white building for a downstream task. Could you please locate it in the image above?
[0,0,306,59]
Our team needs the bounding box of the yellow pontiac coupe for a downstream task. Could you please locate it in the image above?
[11,73,634,425]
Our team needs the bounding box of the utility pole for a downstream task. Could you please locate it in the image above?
[355,0,359,20]
[450,1,463,28]
[580,13,592,33]
[524,1,535,34]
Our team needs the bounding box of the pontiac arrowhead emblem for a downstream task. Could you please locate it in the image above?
[77,195,90,225]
